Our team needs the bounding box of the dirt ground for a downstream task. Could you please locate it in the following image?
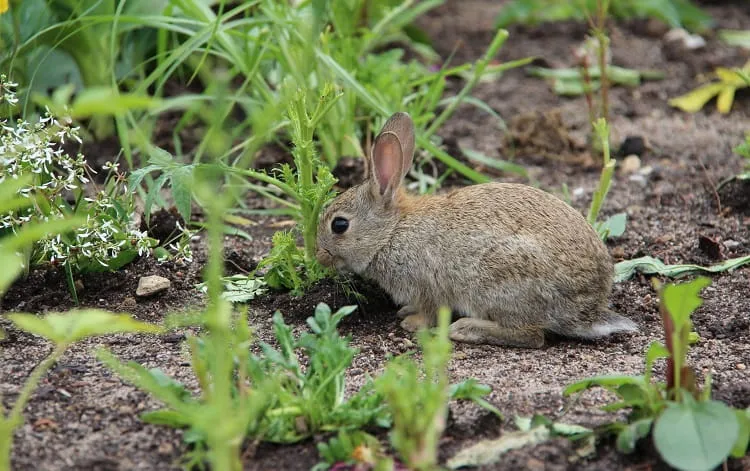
[3,0,750,470]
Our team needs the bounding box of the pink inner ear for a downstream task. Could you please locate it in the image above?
[373,133,403,195]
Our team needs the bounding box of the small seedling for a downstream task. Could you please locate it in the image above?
[586,118,627,240]
[564,277,750,470]
[669,61,750,114]
[375,307,452,471]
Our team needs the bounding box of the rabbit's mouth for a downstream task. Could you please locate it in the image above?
[316,247,335,268]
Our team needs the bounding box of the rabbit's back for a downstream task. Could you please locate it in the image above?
[367,183,613,332]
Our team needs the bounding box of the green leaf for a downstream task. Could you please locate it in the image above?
[67,88,160,118]
[661,277,711,327]
[616,418,653,453]
[598,212,627,238]
[8,310,162,344]
[614,255,750,283]
[720,30,750,49]
[669,83,725,113]
[450,379,503,418]
[170,166,194,223]
[730,408,750,458]
[653,400,739,471]
[141,409,193,428]
[564,375,647,396]
[460,147,528,178]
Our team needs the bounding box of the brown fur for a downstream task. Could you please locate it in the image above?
[316,112,636,348]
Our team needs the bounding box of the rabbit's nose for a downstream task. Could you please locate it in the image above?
[316,248,334,267]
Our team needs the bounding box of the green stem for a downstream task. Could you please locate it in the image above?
[419,138,490,184]
[216,165,299,202]
[586,119,614,225]
[424,29,509,138]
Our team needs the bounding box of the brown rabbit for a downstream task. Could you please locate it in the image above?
[316,112,636,348]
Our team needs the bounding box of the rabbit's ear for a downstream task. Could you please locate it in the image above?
[379,112,415,177]
[370,131,405,200]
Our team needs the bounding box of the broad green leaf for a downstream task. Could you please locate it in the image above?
[661,277,711,327]
[614,255,750,283]
[564,375,647,396]
[669,83,725,113]
[0,249,26,297]
[8,310,162,344]
[599,212,627,239]
[616,418,653,454]
[68,88,160,118]
[654,400,739,471]
[170,166,194,223]
[730,408,750,458]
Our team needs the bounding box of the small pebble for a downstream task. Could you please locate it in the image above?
[136,275,171,297]
[621,155,641,174]
[738,363,746,370]
[724,240,741,249]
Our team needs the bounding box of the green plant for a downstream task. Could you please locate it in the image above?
[735,132,750,175]
[614,254,750,282]
[565,277,750,470]
[0,310,161,471]
[133,84,340,294]
[98,183,277,471]
[314,429,399,471]
[720,30,750,49]
[1,0,165,136]
[375,307,453,471]
[585,118,626,240]
[669,61,750,114]
[527,65,664,96]
[495,0,712,32]
[0,77,159,301]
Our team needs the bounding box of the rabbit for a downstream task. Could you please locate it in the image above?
[316,112,637,348]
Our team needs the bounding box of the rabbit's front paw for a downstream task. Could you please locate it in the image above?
[400,313,430,332]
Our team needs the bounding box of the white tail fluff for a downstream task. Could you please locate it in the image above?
[575,310,638,338]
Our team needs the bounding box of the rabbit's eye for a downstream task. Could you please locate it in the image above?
[331,217,349,234]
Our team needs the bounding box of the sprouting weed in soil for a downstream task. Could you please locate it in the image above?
[495,0,712,32]
[669,61,750,114]
[564,277,750,471]
[99,184,274,471]
[375,307,452,471]
[586,118,626,240]
[0,308,161,471]
[734,132,750,175]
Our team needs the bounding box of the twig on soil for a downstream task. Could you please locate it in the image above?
[697,155,722,214]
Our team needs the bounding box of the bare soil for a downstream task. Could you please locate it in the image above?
[3,1,750,470]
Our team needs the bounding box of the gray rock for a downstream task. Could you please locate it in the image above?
[136,275,171,297]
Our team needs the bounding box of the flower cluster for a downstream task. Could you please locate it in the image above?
[0,76,158,271]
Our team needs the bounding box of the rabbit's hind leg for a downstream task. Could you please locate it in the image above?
[449,318,544,348]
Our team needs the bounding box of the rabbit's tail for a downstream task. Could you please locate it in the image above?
[575,309,638,338]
